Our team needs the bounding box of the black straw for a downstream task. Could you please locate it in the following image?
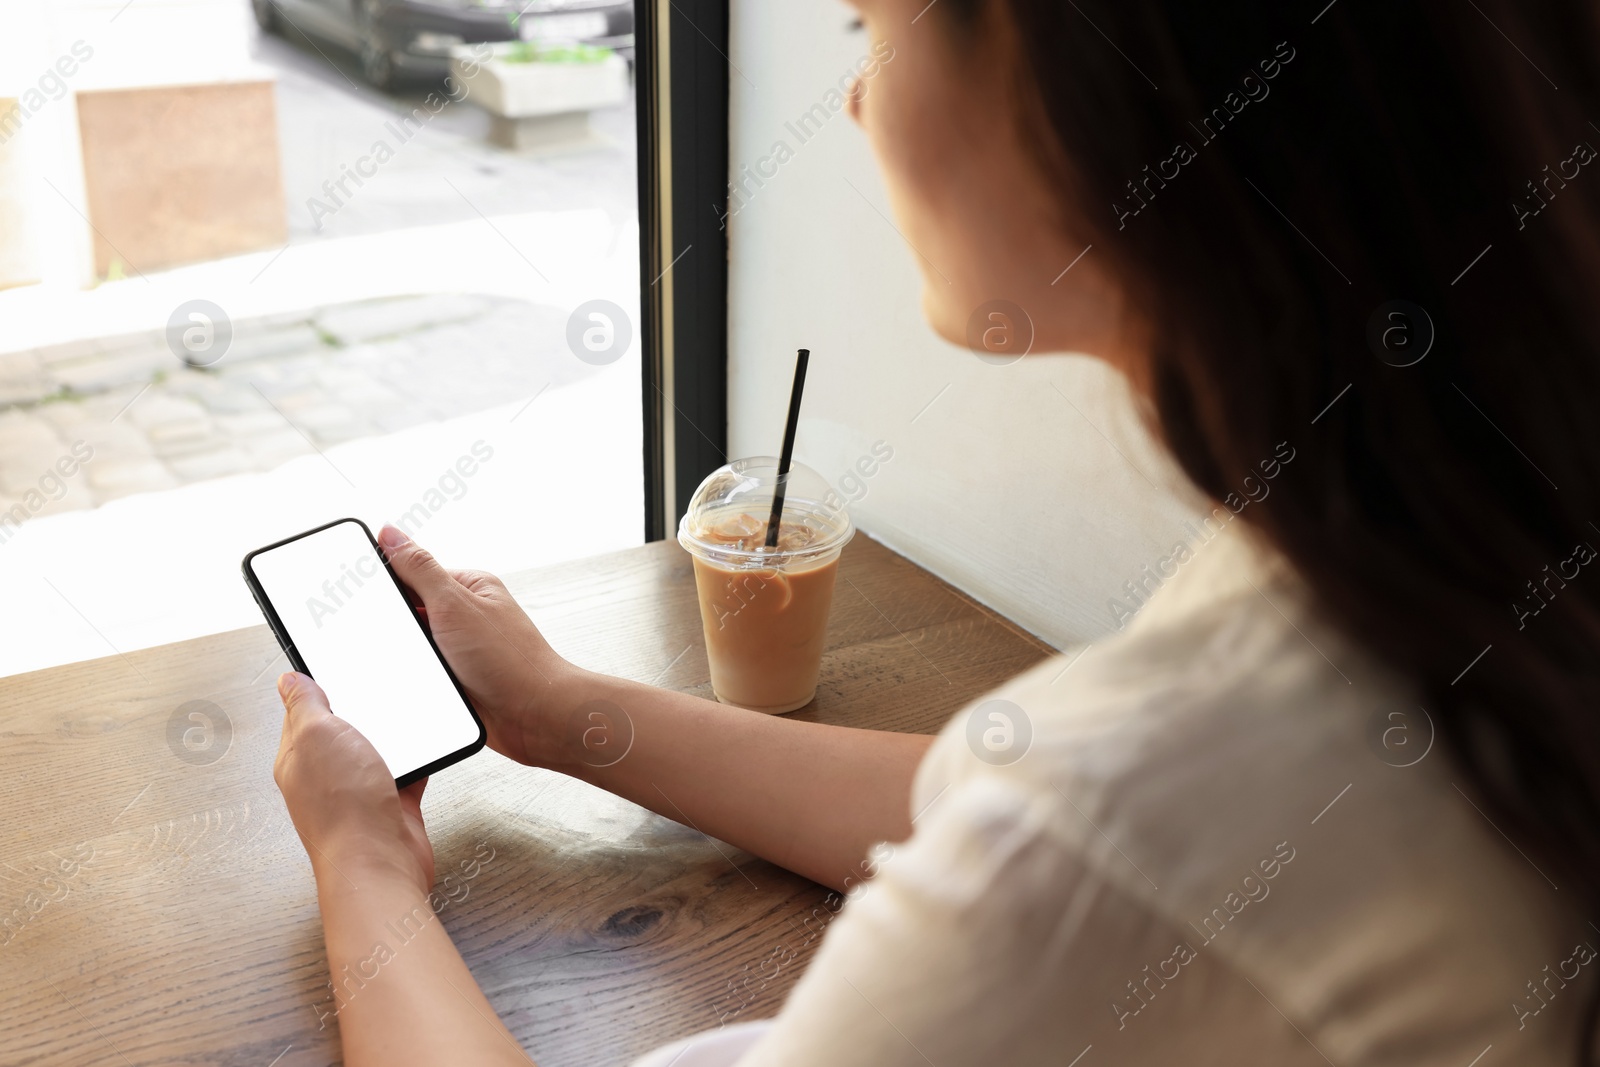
[765,348,810,549]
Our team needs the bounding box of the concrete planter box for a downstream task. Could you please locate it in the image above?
[450,47,628,150]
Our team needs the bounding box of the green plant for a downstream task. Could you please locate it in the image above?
[499,40,612,65]
[35,385,80,406]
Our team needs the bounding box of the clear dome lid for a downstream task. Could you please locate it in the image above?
[677,456,854,569]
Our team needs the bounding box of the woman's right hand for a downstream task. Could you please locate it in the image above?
[377,523,580,768]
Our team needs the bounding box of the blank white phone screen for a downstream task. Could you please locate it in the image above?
[249,520,479,780]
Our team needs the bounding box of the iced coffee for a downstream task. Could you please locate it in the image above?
[678,459,853,713]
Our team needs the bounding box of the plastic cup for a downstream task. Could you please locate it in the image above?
[677,457,854,713]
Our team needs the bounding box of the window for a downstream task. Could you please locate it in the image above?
[0,0,726,678]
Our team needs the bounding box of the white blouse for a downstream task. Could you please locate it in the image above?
[633,521,1583,1066]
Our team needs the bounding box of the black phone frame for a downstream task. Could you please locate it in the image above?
[240,516,487,788]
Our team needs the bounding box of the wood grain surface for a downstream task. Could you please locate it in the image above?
[0,534,1051,1066]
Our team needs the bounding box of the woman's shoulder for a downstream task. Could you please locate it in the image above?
[915,520,1385,831]
[908,520,1583,1061]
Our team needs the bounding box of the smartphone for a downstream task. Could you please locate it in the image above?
[241,517,486,787]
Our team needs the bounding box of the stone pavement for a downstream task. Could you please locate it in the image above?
[0,293,593,516]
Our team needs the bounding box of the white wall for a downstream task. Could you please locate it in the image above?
[0,0,263,289]
[11,0,258,91]
[726,1,1205,649]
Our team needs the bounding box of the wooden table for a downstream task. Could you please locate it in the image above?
[0,535,1050,1066]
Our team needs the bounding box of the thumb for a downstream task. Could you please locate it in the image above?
[378,524,460,607]
[277,671,330,722]
[399,776,428,816]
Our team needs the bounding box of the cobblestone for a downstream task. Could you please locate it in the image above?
[371,404,438,435]
[238,429,316,468]
[0,294,586,509]
[32,400,94,432]
[126,394,210,432]
[287,404,367,443]
[0,409,62,450]
[52,350,168,393]
[72,422,154,459]
[220,324,326,365]
[214,411,291,438]
[1,466,67,497]
[186,377,276,415]
[315,294,491,345]
[86,459,181,495]
[167,445,254,482]
[27,488,93,518]
[33,337,110,365]
[0,351,49,407]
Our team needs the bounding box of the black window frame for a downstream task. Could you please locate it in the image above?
[635,0,730,543]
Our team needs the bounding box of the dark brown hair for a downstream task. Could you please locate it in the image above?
[948,0,1600,1057]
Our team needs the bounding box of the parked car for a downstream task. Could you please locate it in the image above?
[252,0,634,90]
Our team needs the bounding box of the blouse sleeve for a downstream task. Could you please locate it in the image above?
[724,773,1323,1067]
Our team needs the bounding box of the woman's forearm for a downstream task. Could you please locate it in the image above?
[543,670,934,891]
[314,855,535,1066]
[311,692,929,1066]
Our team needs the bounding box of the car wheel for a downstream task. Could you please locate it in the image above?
[359,37,396,90]
[358,0,397,90]
[251,0,278,33]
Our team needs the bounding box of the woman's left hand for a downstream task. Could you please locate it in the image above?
[272,671,434,895]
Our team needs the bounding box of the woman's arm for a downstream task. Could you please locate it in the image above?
[275,674,533,1066]
[275,531,932,1066]
[548,669,934,891]
[314,853,533,1065]
[377,525,933,892]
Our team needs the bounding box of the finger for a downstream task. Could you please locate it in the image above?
[384,528,427,612]
[399,777,428,816]
[378,525,462,608]
[277,672,331,729]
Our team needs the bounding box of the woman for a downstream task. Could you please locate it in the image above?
[272,0,1600,1062]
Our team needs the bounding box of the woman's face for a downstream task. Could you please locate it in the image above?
[842,0,1135,364]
